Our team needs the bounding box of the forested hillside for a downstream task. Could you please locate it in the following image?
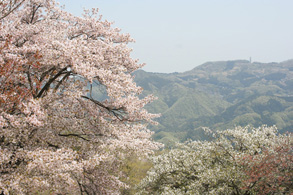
[133,60,293,145]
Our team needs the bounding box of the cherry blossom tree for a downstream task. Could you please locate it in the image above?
[239,135,292,194]
[137,126,292,195]
[0,0,161,194]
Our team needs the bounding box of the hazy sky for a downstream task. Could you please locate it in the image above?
[57,0,293,73]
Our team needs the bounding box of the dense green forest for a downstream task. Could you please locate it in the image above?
[132,60,293,145]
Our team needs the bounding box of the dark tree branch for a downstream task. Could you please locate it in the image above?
[58,133,90,141]
[39,66,56,82]
[81,95,109,110]
[36,67,68,98]
[26,66,36,98]
[0,0,25,21]
[30,5,37,23]
[46,141,60,149]
[54,71,71,92]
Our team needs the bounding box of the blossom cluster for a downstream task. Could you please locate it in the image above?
[137,126,292,195]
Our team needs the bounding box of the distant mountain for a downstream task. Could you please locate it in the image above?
[133,60,293,146]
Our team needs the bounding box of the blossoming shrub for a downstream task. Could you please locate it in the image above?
[137,126,292,195]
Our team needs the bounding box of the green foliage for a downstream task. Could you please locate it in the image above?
[153,131,186,148]
[120,156,153,195]
[133,60,293,144]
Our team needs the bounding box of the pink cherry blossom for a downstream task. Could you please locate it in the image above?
[0,0,162,194]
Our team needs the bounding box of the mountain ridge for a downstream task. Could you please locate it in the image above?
[133,59,293,145]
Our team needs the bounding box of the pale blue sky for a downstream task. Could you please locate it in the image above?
[57,0,293,73]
